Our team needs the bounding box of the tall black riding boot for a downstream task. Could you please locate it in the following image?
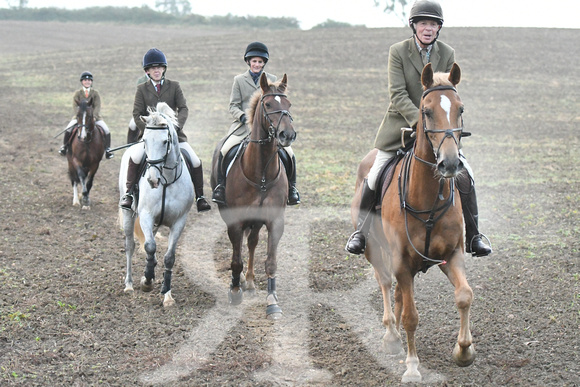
[190,163,211,213]
[459,183,492,257]
[279,149,300,205]
[345,179,376,255]
[212,153,226,205]
[59,130,72,156]
[119,159,140,209]
[181,152,211,212]
[104,133,114,159]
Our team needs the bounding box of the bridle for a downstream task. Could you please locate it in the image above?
[76,109,95,144]
[414,85,464,168]
[249,92,293,145]
[241,92,293,202]
[143,124,184,227]
[399,84,464,271]
[143,125,183,186]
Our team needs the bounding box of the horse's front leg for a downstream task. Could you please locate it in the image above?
[72,182,80,207]
[397,271,421,383]
[243,226,260,295]
[160,216,188,307]
[440,254,476,367]
[81,172,95,210]
[366,235,402,354]
[140,219,157,292]
[75,166,90,209]
[122,209,137,292]
[264,218,284,319]
[228,223,244,305]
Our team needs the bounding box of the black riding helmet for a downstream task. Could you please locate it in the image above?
[244,42,269,64]
[142,48,167,80]
[409,0,444,46]
[80,71,93,82]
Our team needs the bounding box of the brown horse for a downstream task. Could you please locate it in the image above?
[66,98,105,209]
[211,73,295,319]
[351,63,475,382]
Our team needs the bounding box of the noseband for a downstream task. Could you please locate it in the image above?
[252,92,293,145]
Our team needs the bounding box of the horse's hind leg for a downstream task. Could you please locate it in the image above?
[440,255,476,367]
[243,226,260,295]
[122,210,136,292]
[160,216,188,307]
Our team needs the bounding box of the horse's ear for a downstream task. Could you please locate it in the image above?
[278,74,288,93]
[421,63,434,90]
[259,72,269,92]
[448,62,461,86]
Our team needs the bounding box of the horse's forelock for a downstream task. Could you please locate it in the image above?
[428,72,453,89]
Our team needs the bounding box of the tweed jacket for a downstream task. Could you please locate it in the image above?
[374,37,455,152]
[133,78,189,142]
[72,88,103,121]
[228,70,277,134]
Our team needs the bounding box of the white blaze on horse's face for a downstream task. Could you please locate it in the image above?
[275,96,281,103]
[440,95,451,125]
[80,111,87,139]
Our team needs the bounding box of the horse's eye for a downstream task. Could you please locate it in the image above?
[265,102,271,108]
[459,106,465,114]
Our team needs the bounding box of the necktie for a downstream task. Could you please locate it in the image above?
[155,83,161,95]
[420,49,429,66]
[85,90,89,98]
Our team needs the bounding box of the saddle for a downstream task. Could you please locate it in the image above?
[374,143,414,210]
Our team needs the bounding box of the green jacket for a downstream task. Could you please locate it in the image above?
[73,88,103,121]
[374,37,455,152]
[133,78,189,142]
[228,70,277,134]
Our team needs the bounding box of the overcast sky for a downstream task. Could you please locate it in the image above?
[14,0,577,30]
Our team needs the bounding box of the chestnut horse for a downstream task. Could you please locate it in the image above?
[211,73,295,319]
[67,98,105,209]
[351,63,475,382]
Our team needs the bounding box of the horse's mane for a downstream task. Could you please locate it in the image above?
[246,79,287,126]
[143,102,178,128]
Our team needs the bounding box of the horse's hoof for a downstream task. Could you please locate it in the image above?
[81,205,90,210]
[266,304,282,318]
[401,370,422,383]
[244,288,256,297]
[228,287,243,305]
[382,333,403,355]
[140,276,154,292]
[163,291,175,308]
[453,343,476,367]
[124,286,134,293]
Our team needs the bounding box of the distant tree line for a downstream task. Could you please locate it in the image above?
[0,6,302,29]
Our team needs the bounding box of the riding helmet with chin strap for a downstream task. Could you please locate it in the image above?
[409,0,444,45]
[143,48,168,70]
[80,71,93,82]
[244,42,269,64]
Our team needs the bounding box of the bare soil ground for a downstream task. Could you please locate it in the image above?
[0,21,578,386]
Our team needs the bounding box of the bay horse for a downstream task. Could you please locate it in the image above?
[66,98,105,209]
[210,73,295,319]
[352,63,475,382]
[119,102,194,307]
